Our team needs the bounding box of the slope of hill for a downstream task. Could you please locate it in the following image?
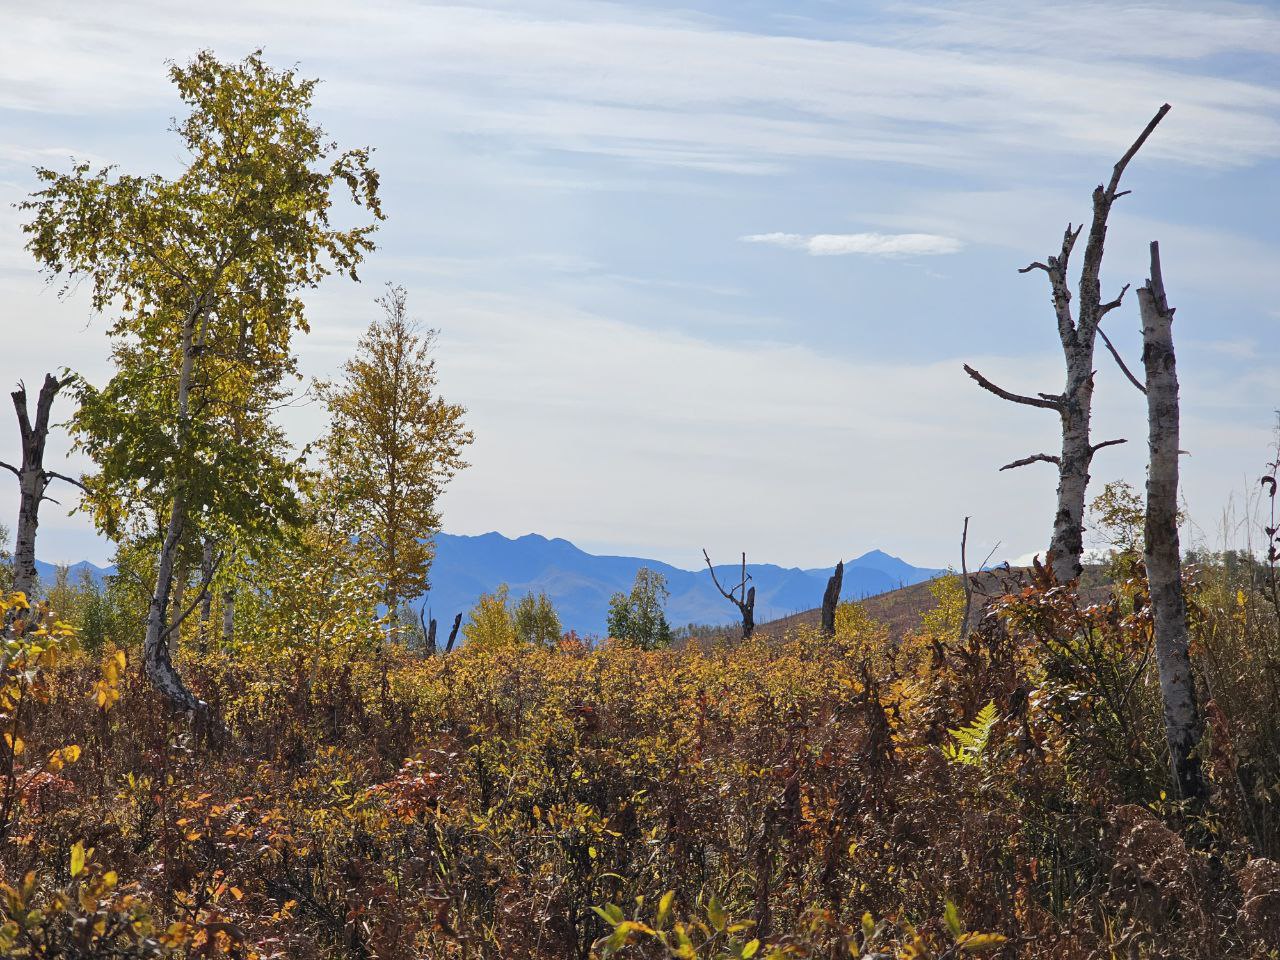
[412,532,943,635]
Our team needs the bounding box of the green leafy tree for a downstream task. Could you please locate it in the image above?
[463,585,517,648]
[607,568,672,650]
[317,285,472,621]
[513,590,562,647]
[21,51,383,710]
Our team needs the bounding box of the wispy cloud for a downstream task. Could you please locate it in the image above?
[741,231,963,257]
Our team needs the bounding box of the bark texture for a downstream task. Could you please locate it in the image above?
[963,105,1169,582]
[821,560,844,636]
[1139,241,1206,801]
[2,374,80,600]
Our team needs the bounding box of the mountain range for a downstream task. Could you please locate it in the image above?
[34,533,944,636]
[408,533,942,634]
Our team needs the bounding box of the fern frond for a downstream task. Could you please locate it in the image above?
[943,701,999,765]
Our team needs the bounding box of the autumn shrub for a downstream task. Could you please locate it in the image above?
[3,564,1280,958]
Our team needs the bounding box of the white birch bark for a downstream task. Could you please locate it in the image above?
[1139,241,1205,800]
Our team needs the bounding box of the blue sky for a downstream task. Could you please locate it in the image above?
[1,0,1277,571]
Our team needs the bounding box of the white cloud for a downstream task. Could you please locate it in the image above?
[0,1,1278,174]
[742,231,964,257]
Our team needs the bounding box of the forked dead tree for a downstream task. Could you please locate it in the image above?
[965,104,1170,583]
[821,560,844,636]
[704,549,755,641]
[1,373,84,600]
[1138,241,1205,800]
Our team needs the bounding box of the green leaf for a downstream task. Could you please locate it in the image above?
[706,896,727,932]
[943,900,964,939]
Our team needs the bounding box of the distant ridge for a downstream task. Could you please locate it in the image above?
[409,532,943,635]
[33,534,944,636]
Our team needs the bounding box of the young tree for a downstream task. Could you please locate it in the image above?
[1,373,84,600]
[463,585,517,648]
[1139,241,1205,801]
[964,104,1169,583]
[607,568,672,650]
[21,51,383,711]
[318,285,472,621]
[513,590,562,647]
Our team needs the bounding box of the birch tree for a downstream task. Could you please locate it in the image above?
[964,104,1169,583]
[1,373,83,600]
[21,51,383,711]
[1139,241,1205,800]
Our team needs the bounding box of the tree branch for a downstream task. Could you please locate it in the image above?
[45,470,87,492]
[1106,104,1171,201]
[963,364,1062,410]
[999,453,1061,471]
[703,548,745,607]
[1090,438,1128,456]
[1097,323,1147,394]
[0,461,18,479]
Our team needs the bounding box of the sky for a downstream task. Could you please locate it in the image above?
[0,0,1277,572]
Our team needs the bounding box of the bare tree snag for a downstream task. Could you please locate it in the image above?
[1139,240,1206,801]
[1,373,83,601]
[445,612,462,654]
[426,615,438,656]
[821,560,844,636]
[964,104,1169,583]
[704,549,755,641]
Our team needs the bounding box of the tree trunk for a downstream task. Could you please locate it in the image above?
[821,560,844,636]
[445,612,462,654]
[142,300,204,712]
[221,588,235,645]
[1049,359,1096,583]
[1139,241,1205,801]
[198,538,214,651]
[5,374,73,600]
[426,616,438,656]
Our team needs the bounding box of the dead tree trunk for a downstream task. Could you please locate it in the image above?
[426,615,438,656]
[704,549,755,641]
[445,612,462,654]
[1139,241,1205,801]
[821,560,844,636]
[964,104,1169,583]
[1,373,83,600]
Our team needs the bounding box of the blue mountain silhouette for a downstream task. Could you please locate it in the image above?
[33,533,943,637]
